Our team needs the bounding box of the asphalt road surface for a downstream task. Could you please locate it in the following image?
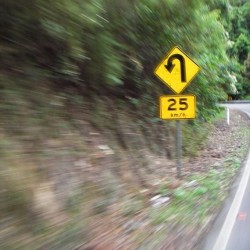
[218,101,250,114]
[201,101,250,250]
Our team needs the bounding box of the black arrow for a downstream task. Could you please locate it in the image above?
[165,54,186,82]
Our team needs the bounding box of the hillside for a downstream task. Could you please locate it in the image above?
[1,82,250,249]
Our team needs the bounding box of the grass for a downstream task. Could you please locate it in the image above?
[182,121,212,156]
[149,121,250,233]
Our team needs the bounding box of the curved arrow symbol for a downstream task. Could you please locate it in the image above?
[165,54,186,82]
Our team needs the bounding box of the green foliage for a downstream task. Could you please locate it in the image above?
[225,1,250,96]
[182,121,211,156]
[0,0,240,120]
[157,186,169,196]
[234,33,250,63]
[173,188,188,200]
[242,53,250,94]
[0,0,249,158]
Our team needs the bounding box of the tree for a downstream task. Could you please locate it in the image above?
[0,0,237,118]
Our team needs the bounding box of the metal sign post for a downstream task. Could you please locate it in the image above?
[154,46,200,178]
[176,120,182,178]
[227,107,230,125]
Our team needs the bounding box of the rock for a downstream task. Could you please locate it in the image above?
[32,182,67,226]
[211,152,222,158]
[97,145,114,155]
[123,220,139,234]
[150,195,170,207]
[74,159,89,169]
[89,132,100,135]
[211,162,222,169]
[182,180,199,188]
[139,188,150,196]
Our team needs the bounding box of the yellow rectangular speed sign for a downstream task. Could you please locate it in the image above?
[159,95,196,120]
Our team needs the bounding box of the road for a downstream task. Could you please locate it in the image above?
[218,100,250,113]
[201,101,250,250]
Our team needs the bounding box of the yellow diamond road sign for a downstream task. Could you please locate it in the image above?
[159,95,196,120]
[154,47,200,94]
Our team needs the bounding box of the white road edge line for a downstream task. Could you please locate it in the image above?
[213,149,250,250]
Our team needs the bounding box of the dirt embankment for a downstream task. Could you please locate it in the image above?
[1,104,250,249]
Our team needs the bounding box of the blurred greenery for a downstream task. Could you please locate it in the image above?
[0,0,249,121]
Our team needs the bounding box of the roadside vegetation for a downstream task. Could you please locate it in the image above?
[0,0,250,249]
